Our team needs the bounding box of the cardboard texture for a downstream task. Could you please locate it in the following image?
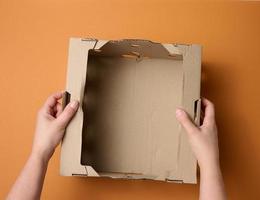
[60,38,201,184]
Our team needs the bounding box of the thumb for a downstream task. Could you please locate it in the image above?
[56,100,79,129]
[176,108,198,135]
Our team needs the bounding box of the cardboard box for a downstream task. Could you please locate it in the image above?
[60,38,201,184]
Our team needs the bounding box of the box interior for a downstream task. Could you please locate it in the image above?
[80,41,185,179]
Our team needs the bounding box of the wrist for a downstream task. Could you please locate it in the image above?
[199,158,221,175]
[31,147,53,164]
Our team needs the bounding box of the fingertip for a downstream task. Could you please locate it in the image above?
[62,101,79,118]
[176,108,184,117]
[44,91,63,105]
[175,108,198,134]
[176,108,187,121]
[53,91,63,99]
[202,97,214,107]
[55,100,79,129]
[202,97,215,115]
[69,100,79,110]
[55,102,63,117]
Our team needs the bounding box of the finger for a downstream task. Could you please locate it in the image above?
[201,97,215,126]
[43,91,63,114]
[55,102,63,118]
[176,108,199,134]
[55,100,79,129]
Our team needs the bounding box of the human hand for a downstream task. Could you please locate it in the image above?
[31,92,79,162]
[176,98,219,171]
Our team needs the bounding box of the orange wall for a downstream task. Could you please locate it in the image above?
[1,1,260,199]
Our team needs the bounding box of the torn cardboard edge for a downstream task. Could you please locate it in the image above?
[60,38,201,184]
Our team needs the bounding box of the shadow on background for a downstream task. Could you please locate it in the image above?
[201,62,260,199]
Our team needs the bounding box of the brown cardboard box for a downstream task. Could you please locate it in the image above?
[60,38,201,184]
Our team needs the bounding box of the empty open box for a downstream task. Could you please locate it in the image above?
[60,38,201,184]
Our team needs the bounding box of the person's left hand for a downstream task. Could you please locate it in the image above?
[31,91,79,162]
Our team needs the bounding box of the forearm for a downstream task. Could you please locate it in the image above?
[199,162,226,200]
[6,152,49,200]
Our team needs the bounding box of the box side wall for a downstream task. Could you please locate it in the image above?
[60,38,98,176]
[177,44,201,183]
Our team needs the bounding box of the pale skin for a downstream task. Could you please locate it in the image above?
[6,93,226,200]
[176,98,226,200]
[6,92,79,200]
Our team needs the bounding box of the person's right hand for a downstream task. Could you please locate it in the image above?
[175,98,220,170]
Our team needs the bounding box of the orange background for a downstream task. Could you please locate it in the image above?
[1,1,260,199]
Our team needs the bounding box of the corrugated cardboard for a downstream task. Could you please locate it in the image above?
[60,38,201,184]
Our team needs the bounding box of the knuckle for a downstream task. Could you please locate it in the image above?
[46,95,52,102]
[211,103,215,109]
[37,108,44,116]
[207,100,213,107]
[50,92,56,98]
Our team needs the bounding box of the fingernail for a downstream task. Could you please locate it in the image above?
[70,100,79,109]
[176,109,184,117]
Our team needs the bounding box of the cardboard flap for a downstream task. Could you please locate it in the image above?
[85,166,99,176]
[89,39,183,60]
